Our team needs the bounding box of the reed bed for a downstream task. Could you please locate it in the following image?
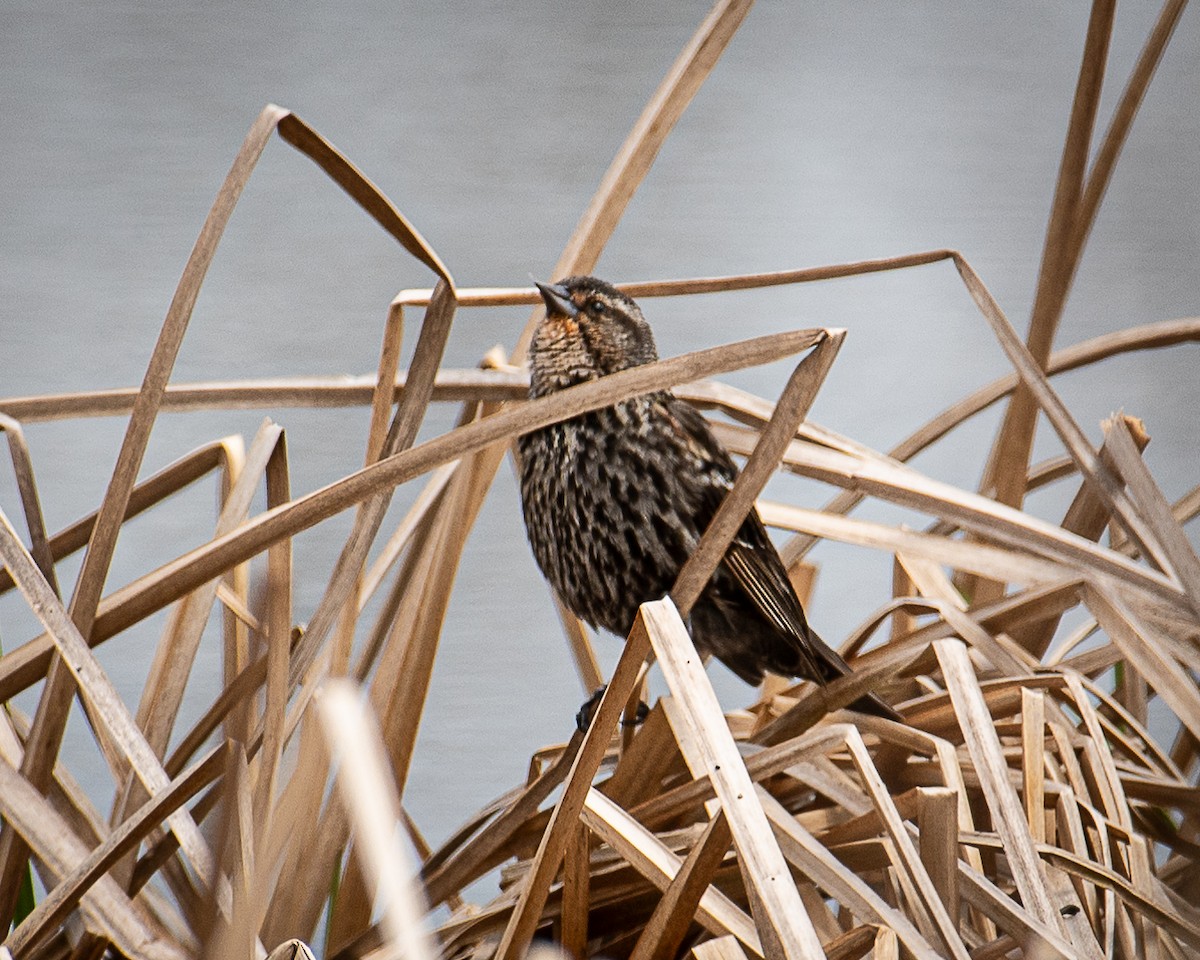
[1,1,1197,959]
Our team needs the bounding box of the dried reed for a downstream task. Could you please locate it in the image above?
[1,1,1198,959]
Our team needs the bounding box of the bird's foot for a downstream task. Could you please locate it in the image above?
[575,685,650,733]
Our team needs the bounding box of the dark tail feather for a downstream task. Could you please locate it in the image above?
[849,691,903,723]
[809,630,904,723]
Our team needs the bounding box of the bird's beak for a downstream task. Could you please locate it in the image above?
[535,281,579,319]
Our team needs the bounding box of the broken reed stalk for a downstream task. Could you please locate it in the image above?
[1,1,1198,959]
[978,0,1189,604]
[2,278,1196,960]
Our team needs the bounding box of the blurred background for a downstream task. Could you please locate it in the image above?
[1,1,1197,849]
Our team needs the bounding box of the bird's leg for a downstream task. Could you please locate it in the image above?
[575,685,649,733]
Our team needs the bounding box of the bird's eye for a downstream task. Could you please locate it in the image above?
[587,299,606,315]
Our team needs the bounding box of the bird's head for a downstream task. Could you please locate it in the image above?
[528,275,659,396]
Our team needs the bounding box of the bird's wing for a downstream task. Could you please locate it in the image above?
[723,514,834,682]
[659,397,839,684]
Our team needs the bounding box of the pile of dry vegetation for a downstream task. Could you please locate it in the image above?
[0,2,1197,959]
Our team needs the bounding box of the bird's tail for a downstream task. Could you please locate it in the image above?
[809,629,904,723]
[848,691,903,723]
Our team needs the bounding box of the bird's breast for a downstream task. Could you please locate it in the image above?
[517,400,710,636]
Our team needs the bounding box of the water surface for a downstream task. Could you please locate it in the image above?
[1,1,1197,853]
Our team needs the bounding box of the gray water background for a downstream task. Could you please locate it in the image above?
[2,1,1198,861]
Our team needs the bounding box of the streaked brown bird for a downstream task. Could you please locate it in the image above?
[517,275,898,721]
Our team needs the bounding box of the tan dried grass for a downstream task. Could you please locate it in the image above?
[0,1,1198,959]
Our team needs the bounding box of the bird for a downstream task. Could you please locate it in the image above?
[517,275,899,722]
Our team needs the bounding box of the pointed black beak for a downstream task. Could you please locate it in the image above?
[535,281,579,319]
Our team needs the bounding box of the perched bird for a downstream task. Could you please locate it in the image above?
[518,275,898,721]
